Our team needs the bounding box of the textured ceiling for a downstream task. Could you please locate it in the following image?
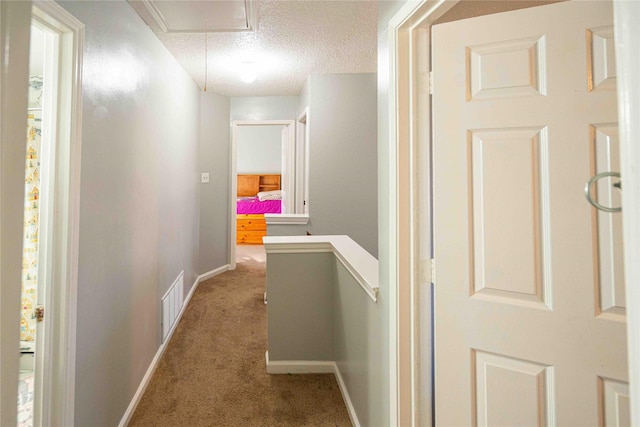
[129,0,377,97]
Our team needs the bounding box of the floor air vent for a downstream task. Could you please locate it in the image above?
[162,271,184,342]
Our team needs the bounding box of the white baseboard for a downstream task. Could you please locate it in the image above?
[265,351,335,374]
[197,264,231,283]
[265,352,361,426]
[333,362,361,427]
[119,265,230,427]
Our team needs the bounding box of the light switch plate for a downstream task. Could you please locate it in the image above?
[201,172,210,183]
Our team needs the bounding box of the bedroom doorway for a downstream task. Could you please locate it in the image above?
[229,120,295,269]
[6,3,83,426]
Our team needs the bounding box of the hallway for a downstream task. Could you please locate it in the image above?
[129,245,351,426]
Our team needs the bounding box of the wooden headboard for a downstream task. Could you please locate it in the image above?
[237,174,281,197]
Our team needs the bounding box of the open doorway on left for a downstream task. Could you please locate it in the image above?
[18,23,50,427]
[7,3,82,426]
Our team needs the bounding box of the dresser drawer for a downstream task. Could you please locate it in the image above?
[237,215,266,231]
[236,231,265,245]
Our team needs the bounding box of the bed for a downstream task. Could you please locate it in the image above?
[236,174,281,244]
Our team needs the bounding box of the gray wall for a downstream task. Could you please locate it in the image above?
[305,74,378,257]
[59,2,201,425]
[237,125,283,174]
[231,96,299,121]
[0,2,31,424]
[298,77,310,114]
[266,250,384,426]
[266,223,307,237]
[199,92,231,273]
[267,253,334,360]
[333,259,385,427]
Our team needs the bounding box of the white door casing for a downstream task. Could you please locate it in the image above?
[296,108,309,215]
[614,1,640,424]
[229,120,295,269]
[0,1,81,425]
[433,2,627,425]
[386,1,459,424]
[280,125,291,214]
[280,124,291,214]
[30,3,83,426]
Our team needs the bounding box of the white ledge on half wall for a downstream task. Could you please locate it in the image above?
[264,213,309,225]
[263,235,379,302]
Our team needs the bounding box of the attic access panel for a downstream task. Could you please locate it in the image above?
[132,0,255,33]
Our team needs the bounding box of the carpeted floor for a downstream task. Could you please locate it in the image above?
[129,245,351,426]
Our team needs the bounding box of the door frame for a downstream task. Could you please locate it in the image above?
[229,119,295,269]
[296,108,310,215]
[613,1,640,424]
[389,0,640,425]
[388,1,457,424]
[31,2,83,425]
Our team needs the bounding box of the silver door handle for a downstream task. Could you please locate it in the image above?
[584,171,622,213]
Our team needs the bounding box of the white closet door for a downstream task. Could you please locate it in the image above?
[432,2,628,425]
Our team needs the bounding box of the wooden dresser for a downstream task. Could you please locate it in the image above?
[236,174,280,245]
[236,214,267,245]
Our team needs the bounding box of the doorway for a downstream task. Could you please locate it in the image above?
[12,4,83,426]
[229,120,295,269]
[18,23,49,427]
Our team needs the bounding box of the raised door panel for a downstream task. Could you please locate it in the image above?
[469,127,551,309]
[600,378,630,427]
[474,351,554,427]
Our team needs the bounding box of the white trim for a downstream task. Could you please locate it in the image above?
[229,119,296,271]
[197,264,231,283]
[263,240,333,254]
[233,120,294,126]
[265,352,361,427]
[139,0,170,32]
[333,362,361,427]
[32,17,59,427]
[282,123,296,214]
[263,235,378,302]
[388,1,457,425]
[230,122,237,270]
[136,0,256,33]
[296,107,310,215]
[118,265,229,427]
[613,1,640,424]
[161,271,184,302]
[30,3,84,425]
[117,335,164,427]
[265,351,334,374]
[264,213,309,225]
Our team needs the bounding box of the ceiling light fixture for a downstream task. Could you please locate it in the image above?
[240,61,257,83]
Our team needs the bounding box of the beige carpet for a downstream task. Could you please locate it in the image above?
[129,246,351,426]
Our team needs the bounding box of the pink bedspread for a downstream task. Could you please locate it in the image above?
[237,197,282,214]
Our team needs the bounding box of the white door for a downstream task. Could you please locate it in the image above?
[433,2,628,425]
